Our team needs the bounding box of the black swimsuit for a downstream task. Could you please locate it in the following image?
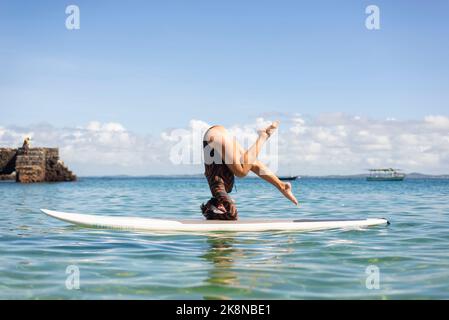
[201,136,238,220]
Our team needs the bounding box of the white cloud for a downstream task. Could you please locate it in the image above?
[0,122,169,175]
[424,115,449,130]
[282,114,449,175]
[1,114,449,175]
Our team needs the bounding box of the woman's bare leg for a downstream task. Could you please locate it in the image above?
[205,121,298,205]
[205,121,279,177]
[251,160,298,205]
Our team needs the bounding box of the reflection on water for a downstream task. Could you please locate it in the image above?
[203,236,240,286]
[202,235,240,299]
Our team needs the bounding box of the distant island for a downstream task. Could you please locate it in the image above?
[302,173,449,179]
[77,173,449,180]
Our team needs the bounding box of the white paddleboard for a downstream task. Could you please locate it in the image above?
[41,209,389,232]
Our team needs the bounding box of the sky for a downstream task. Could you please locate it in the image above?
[1,0,449,175]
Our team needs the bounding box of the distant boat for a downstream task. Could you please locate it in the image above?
[367,168,405,181]
[279,175,299,181]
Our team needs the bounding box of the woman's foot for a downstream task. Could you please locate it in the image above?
[279,182,299,205]
[258,121,280,139]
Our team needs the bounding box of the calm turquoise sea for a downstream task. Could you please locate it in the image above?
[0,177,448,299]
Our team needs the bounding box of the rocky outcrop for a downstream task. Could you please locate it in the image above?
[0,148,17,175]
[15,148,47,183]
[45,153,76,182]
[0,147,76,183]
[0,172,15,181]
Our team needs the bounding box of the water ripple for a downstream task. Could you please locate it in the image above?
[1,178,449,299]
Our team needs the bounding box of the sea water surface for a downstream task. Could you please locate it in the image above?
[0,177,448,299]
